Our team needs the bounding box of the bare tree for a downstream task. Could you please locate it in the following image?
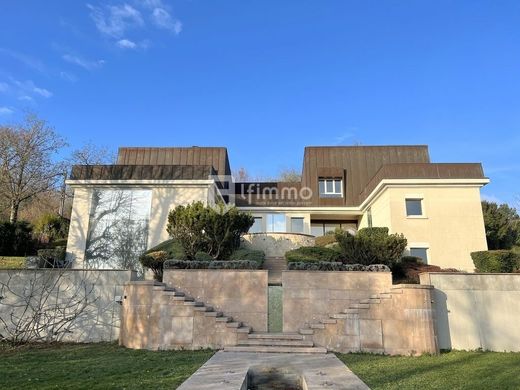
[232,167,251,182]
[69,141,115,166]
[278,168,301,182]
[0,113,66,223]
[0,268,99,345]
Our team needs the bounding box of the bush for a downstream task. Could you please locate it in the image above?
[285,246,343,263]
[228,248,265,265]
[33,214,69,243]
[471,250,520,273]
[194,251,214,261]
[167,202,254,260]
[37,247,66,268]
[139,251,168,281]
[164,259,261,270]
[287,262,391,271]
[315,232,338,247]
[145,239,186,260]
[0,221,34,256]
[335,227,407,266]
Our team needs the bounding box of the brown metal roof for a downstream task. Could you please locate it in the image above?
[116,147,231,176]
[70,165,216,181]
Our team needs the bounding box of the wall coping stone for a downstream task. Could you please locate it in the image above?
[392,284,434,289]
[420,272,520,276]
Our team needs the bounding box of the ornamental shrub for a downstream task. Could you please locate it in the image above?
[145,239,186,260]
[335,227,407,266]
[228,248,265,265]
[285,246,343,263]
[166,202,254,260]
[286,262,391,271]
[33,213,69,243]
[164,259,261,270]
[37,247,66,268]
[139,250,168,281]
[471,250,520,273]
[0,221,34,256]
[315,231,338,247]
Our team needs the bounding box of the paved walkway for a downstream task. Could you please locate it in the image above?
[177,351,370,389]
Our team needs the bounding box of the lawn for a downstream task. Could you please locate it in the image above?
[338,351,520,390]
[0,256,25,269]
[0,343,213,389]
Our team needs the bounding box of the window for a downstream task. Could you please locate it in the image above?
[406,198,423,216]
[266,214,286,232]
[410,247,428,263]
[291,217,304,233]
[319,178,343,198]
[85,189,152,275]
[249,217,263,233]
[311,224,324,237]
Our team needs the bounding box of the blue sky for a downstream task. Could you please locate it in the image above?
[0,1,519,206]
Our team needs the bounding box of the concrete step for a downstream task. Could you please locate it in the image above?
[310,323,325,329]
[152,286,165,291]
[194,306,213,312]
[299,328,314,335]
[370,298,381,304]
[248,333,303,340]
[343,309,359,314]
[226,322,242,328]
[183,301,203,306]
[370,294,380,299]
[321,319,337,324]
[236,326,252,333]
[215,316,232,323]
[350,303,370,309]
[164,291,184,297]
[224,346,327,354]
[331,313,349,319]
[238,339,314,347]
[380,293,392,299]
[204,311,223,317]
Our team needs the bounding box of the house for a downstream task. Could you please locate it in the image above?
[66,145,488,271]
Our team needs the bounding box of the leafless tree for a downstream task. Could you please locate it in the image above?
[68,141,115,166]
[278,168,301,182]
[0,268,99,345]
[0,113,67,223]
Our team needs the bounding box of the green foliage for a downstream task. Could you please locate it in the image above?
[166,202,254,260]
[287,262,391,271]
[285,246,343,263]
[145,239,186,260]
[0,256,26,269]
[335,227,407,266]
[228,248,265,265]
[139,251,168,281]
[37,246,66,268]
[164,259,261,270]
[482,201,519,250]
[0,221,34,256]
[315,231,338,247]
[471,250,520,273]
[194,251,214,261]
[33,213,69,243]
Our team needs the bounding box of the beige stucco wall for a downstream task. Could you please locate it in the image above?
[0,269,136,343]
[66,184,212,267]
[163,269,268,331]
[282,271,393,332]
[361,185,487,271]
[420,272,520,352]
[241,233,315,257]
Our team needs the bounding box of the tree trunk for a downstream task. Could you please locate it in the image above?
[9,200,19,223]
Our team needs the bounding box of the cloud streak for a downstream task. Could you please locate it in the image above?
[0,106,14,115]
[87,3,144,38]
[117,39,137,49]
[0,48,46,74]
[62,54,105,70]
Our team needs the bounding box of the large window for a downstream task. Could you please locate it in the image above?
[311,221,356,237]
[266,214,286,232]
[319,178,343,198]
[290,217,304,233]
[85,189,152,274]
[406,198,423,217]
[410,247,428,263]
[249,217,263,233]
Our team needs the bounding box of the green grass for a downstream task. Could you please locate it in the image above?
[0,256,25,269]
[0,343,213,389]
[338,351,520,390]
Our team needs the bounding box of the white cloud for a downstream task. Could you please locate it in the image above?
[87,3,143,38]
[117,39,137,49]
[0,82,8,92]
[18,95,34,102]
[0,48,46,73]
[0,106,14,115]
[33,87,53,98]
[151,7,182,34]
[60,71,78,82]
[62,54,105,70]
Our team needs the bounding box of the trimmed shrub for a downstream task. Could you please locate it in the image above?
[139,251,168,281]
[0,221,34,256]
[145,239,186,260]
[471,250,520,273]
[335,227,407,266]
[164,259,261,270]
[315,232,338,247]
[229,248,265,265]
[287,262,391,272]
[37,247,66,268]
[167,202,254,260]
[194,251,214,261]
[285,246,343,263]
[33,213,69,243]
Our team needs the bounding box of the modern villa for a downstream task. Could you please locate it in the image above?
[66,145,489,271]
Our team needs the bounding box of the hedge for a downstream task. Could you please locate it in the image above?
[228,248,265,265]
[164,260,261,270]
[139,251,169,281]
[145,239,187,260]
[37,247,67,268]
[471,250,520,273]
[0,221,34,256]
[285,246,342,263]
[315,233,338,247]
[287,262,390,272]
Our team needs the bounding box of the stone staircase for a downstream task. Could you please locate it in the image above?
[263,257,287,284]
[224,332,327,353]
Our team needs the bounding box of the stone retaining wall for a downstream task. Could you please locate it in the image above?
[420,272,520,352]
[164,269,268,331]
[241,233,315,257]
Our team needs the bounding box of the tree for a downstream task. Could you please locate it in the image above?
[481,201,519,250]
[69,141,115,165]
[0,113,66,223]
[278,168,301,183]
[167,202,254,260]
